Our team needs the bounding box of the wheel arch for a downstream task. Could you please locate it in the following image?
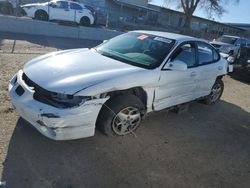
[101,87,148,110]
[216,75,225,80]
[79,16,91,25]
[96,89,147,136]
[35,9,48,17]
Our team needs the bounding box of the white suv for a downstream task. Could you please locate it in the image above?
[21,0,95,26]
[9,31,233,140]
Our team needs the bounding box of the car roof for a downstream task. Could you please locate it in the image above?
[222,35,241,39]
[51,0,82,5]
[132,30,203,43]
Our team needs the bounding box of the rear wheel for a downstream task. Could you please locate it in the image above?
[80,16,90,26]
[35,10,48,21]
[203,79,224,105]
[97,95,145,136]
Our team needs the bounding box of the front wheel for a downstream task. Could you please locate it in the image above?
[80,16,90,26]
[34,10,48,21]
[97,95,145,136]
[203,79,224,105]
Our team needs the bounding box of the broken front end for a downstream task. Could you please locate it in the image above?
[8,70,108,140]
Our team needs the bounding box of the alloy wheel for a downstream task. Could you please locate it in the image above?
[210,83,222,103]
[112,106,141,135]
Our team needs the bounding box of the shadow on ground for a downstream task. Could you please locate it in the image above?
[1,101,250,188]
[0,31,101,50]
[229,67,250,85]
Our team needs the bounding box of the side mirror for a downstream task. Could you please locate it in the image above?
[164,60,187,71]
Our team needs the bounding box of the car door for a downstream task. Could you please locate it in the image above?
[49,1,72,21]
[153,42,199,111]
[194,41,221,97]
[69,2,83,22]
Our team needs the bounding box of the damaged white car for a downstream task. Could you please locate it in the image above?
[9,31,233,140]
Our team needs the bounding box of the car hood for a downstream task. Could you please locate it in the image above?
[21,2,48,7]
[23,48,144,95]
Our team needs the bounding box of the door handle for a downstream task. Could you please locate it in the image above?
[190,72,197,77]
[64,9,69,11]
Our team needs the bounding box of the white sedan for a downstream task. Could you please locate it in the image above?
[21,0,95,26]
[8,31,233,140]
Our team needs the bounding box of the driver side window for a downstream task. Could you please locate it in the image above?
[171,43,196,68]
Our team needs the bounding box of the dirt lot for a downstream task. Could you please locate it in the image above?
[0,33,250,188]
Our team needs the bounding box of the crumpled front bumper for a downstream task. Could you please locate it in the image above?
[8,70,108,140]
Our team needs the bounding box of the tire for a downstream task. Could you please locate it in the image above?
[97,94,145,136]
[80,16,90,26]
[203,79,224,105]
[34,10,48,21]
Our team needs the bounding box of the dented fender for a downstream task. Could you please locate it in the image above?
[74,68,160,112]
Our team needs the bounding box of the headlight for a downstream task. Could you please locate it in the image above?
[34,90,91,109]
[22,72,91,108]
[50,93,91,108]
[227,56,235,64]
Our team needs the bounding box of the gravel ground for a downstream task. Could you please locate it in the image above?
[0,34,250,188]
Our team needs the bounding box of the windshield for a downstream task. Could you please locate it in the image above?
[216,36,237,44]
[96,32,175,69]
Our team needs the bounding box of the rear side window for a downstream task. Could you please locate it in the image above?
[171,43,196,68]
[197,42,213,65]
[70,3,82,10]
[53,1,68,9]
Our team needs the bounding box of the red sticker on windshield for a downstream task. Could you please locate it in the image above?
[137,35,149,40]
